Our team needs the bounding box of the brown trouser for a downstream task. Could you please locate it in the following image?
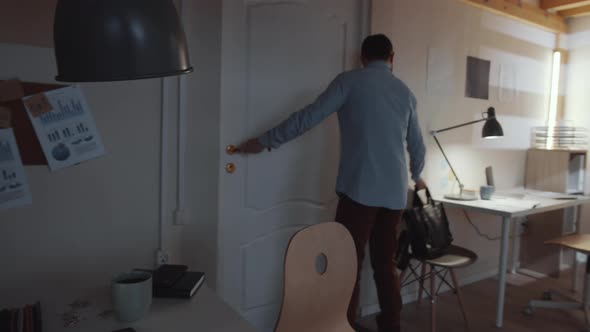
[335,195,402,331]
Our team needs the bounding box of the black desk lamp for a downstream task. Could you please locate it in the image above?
[431,107,504,200]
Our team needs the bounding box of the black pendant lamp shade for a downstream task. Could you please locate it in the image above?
[54,0,193,82]
[482,107,504,139]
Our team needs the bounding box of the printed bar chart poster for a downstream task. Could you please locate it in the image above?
[0,128,32,210]
[22,86,105,171]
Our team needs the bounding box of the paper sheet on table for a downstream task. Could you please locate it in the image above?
[487,197,540,210]
[0,128,32,210]
[524,191,579,200]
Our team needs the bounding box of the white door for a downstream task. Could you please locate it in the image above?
[218,0,368,330]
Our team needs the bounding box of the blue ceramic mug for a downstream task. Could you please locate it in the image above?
[111,271,152,322]
[480,185,495,200]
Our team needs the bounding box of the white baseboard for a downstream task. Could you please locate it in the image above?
[518,263,579,280]
[360,267,499,317]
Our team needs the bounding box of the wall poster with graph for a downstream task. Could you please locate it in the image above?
[0,128,32,210]
[22,86,105,171]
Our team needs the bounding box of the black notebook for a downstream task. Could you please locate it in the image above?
[153,264,188,288]
[153,271,205,299]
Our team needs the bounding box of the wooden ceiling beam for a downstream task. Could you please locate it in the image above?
[462,0,568,33]
[559,4,590,16]
[540,0,590,11]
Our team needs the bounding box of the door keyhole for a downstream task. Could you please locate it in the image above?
[225,163,236,173]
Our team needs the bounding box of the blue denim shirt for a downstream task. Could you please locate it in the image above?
[258,61,426,210]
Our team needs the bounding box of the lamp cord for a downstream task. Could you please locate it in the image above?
[462,209,528,241]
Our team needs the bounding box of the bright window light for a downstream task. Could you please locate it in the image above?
[547,50,561,149]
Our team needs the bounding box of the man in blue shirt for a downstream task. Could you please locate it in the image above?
[239,34,426,332]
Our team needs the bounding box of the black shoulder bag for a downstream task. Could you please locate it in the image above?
[403,188,453,260]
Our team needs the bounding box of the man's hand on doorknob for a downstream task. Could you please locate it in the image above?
[237,138,267,154]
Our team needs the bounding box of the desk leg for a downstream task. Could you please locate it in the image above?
[573,210,582,292]
[573,255,580,292]
[510,220,518,274]
[496,216,511,328]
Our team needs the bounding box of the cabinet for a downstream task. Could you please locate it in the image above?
[520,149,587,277]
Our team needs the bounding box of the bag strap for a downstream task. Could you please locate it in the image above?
[424,187,433,203]
[413,187,433,207]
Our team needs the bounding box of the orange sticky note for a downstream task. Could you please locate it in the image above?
[0,106,11,128]
[24,93,53,117]
[0,79,25,102]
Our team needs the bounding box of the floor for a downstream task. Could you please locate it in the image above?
[359,268,588,332]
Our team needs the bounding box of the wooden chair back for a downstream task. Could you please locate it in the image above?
[274,222,357,332]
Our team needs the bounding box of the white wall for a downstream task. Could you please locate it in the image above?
[565,16,590,169]
[179,0,222,290]
[363,0,554,313]
[0,0,221,304]
[564,16,590,233]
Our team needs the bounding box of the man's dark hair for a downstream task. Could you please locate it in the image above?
[361,34,393,61]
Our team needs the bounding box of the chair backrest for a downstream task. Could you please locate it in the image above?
[274,222,357,332]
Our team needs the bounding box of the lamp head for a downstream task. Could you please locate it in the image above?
[53,0,193,82]
[482,107,504,139]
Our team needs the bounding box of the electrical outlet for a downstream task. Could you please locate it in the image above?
[156,249,169,266]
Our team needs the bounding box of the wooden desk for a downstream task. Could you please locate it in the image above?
[435,188,590,329]
[40,285,257,332]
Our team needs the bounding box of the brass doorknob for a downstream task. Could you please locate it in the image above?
[225,163,236,173]
[226,145,240,155]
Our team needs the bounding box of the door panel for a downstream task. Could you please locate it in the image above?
[242,226,305,309]
[219,1,366,330]
[246,2,346,209]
